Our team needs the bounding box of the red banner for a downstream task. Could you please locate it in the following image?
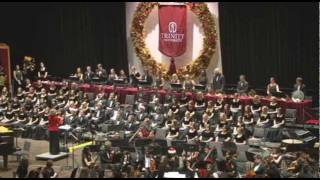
[0,44,11,90]
[159,5,187,57]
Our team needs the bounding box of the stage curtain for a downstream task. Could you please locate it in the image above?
[219,2,318,105]
[0,2,128,77]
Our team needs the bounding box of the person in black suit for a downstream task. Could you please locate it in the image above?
[96,64,107,80]
[91,103,106,124]
[144,70,153,85]
[125,114,138,132]
[212,68,225,93]
[84,66,95,82]
[236,75,249,95]
[293,77,306,95]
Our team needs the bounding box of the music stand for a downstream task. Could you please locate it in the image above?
[194,85,206,92]
[245,151,255,162]
[114,79,127,87]
[183,143,198,152]
[170,83,183,91]
[138,80,151,88]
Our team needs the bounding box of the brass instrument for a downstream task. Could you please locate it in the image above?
[129,127,142,143]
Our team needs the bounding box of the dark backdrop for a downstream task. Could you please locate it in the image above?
[0,2,128,77]
[219,2,318,105]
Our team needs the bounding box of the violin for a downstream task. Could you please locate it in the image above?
[150,158,157,173]
[245,170,256,178]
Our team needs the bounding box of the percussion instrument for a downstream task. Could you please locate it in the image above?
[282,139,303,144]
[281,139,304,152]
[246,147,270,160]
[291,90,304,101]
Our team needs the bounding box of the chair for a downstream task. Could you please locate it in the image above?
[236,151,248,162]
[124,95,135,106]
[252,127,266,138]
[87,92,95,102]
[155,128,167,140]
[285,109,297,125]
[13,141,31,162]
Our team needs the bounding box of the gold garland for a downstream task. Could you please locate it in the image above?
[131,2,217,80]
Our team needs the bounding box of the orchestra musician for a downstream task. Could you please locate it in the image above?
[267,77,282,97]
[293,77,306,96]
[84,66,95,82]
[108,68,118,84]
[13,65,24,91]
[170,73,180,84]
[212,68,225,93]
[129,66,141,87]
[236,74,249,95]
[37,62,48,81]
[96,64,107,80]
[183,74,195,91]
[74,67,84,82]
[198,70,207,86]
[48,108,63,155]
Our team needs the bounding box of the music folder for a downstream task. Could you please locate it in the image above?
[194,84,206,91]
[170,83,183,90]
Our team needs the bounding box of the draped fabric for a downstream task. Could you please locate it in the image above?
[219,2,318,106]
[0,2,128,77]
[158,5,187,57]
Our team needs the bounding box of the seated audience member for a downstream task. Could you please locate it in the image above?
[82,147,98,168]
[16,158,29,178]
[41,160,57,178]
[28,167,42,178]
[117,69,128,83]
[166,121,179,140]
[236,74,249,95]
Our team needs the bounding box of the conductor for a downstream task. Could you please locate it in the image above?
[48,109,64,155]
